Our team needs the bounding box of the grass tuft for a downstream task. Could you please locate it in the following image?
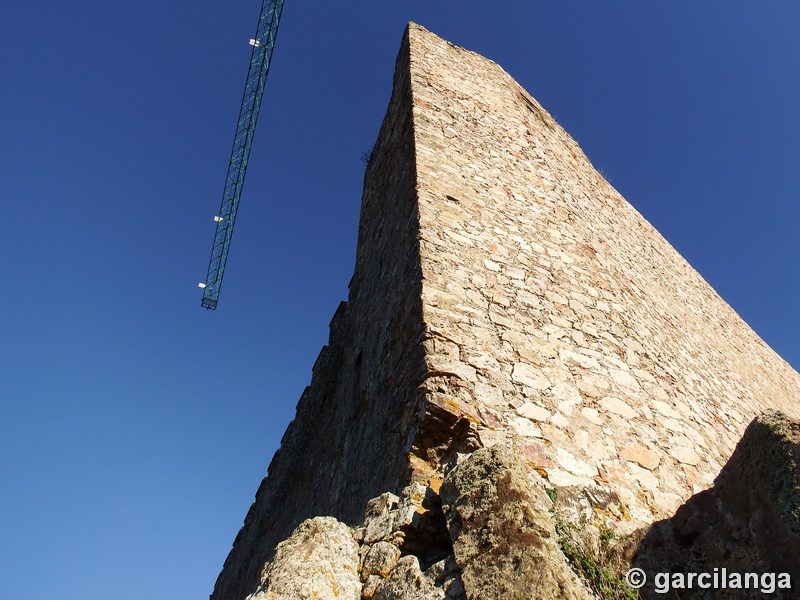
[549,497,638,600]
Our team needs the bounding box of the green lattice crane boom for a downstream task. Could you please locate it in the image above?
[199,0,285,310]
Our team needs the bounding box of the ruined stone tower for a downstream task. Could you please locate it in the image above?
[211,24,800,600]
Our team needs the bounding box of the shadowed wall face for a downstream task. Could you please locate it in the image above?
[211,29,429,600]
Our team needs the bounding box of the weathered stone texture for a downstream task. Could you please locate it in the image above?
[245,450,595,600]
[440,445,594,599]
[406,22,800,527]
[213,22,800,600]
[245,517,361,600]
[247,483,465,600]
[354,483,464,600]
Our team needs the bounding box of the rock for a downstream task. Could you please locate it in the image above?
[247,517,361,600]
[440,445,595,599]
[517,401,552,421]
[361,575,382,599]
[555,448,598,478]
[425,556,467,600]
[524,439,554,468]
[581,407,604,425]
[667,443,701,466]
[510,416,542,437]
[512,362,551,390]
[599,396,637,419]
[620,443,661,471]
[609,369,640,392]
[576,374,610,398]
[372,555,444,600]
[363,493,400,543]
[361,541,401,579]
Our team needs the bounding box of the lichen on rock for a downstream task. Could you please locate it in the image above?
[440,444,596,600]
[246,516,362,600]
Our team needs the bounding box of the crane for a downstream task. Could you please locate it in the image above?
[199,0,285,310]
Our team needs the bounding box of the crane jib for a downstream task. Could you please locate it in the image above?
[200,0,285,310]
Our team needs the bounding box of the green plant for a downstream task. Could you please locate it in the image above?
[599,524,616,553]
[549,503,637,600]
[361,146,374,166]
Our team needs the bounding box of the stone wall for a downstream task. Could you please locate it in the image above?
[212,23,800,600]
[407,22,800,527]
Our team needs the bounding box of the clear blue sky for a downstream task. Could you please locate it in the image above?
[2,2,798,599]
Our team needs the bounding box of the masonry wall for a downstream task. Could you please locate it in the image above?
[406,23,800,527]
[212,23,800,599]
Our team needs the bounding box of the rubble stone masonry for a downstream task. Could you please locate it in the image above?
[212,23,800,600]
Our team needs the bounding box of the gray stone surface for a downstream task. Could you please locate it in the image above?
[233,482,466,600]
[355,483,461,599]
[440,445,594,600]
[372,555,443,600]
[361,541,401,579]
[246,517,361,600]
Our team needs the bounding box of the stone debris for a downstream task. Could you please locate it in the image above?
[361,541,401,579]
[248,483,464,600]
[250,446,599,600]
[370,555,446,600]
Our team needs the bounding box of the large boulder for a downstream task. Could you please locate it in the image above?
[246,516,361,600]
[440,444,595,600]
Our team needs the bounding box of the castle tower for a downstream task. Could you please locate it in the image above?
[211,23,800,600]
